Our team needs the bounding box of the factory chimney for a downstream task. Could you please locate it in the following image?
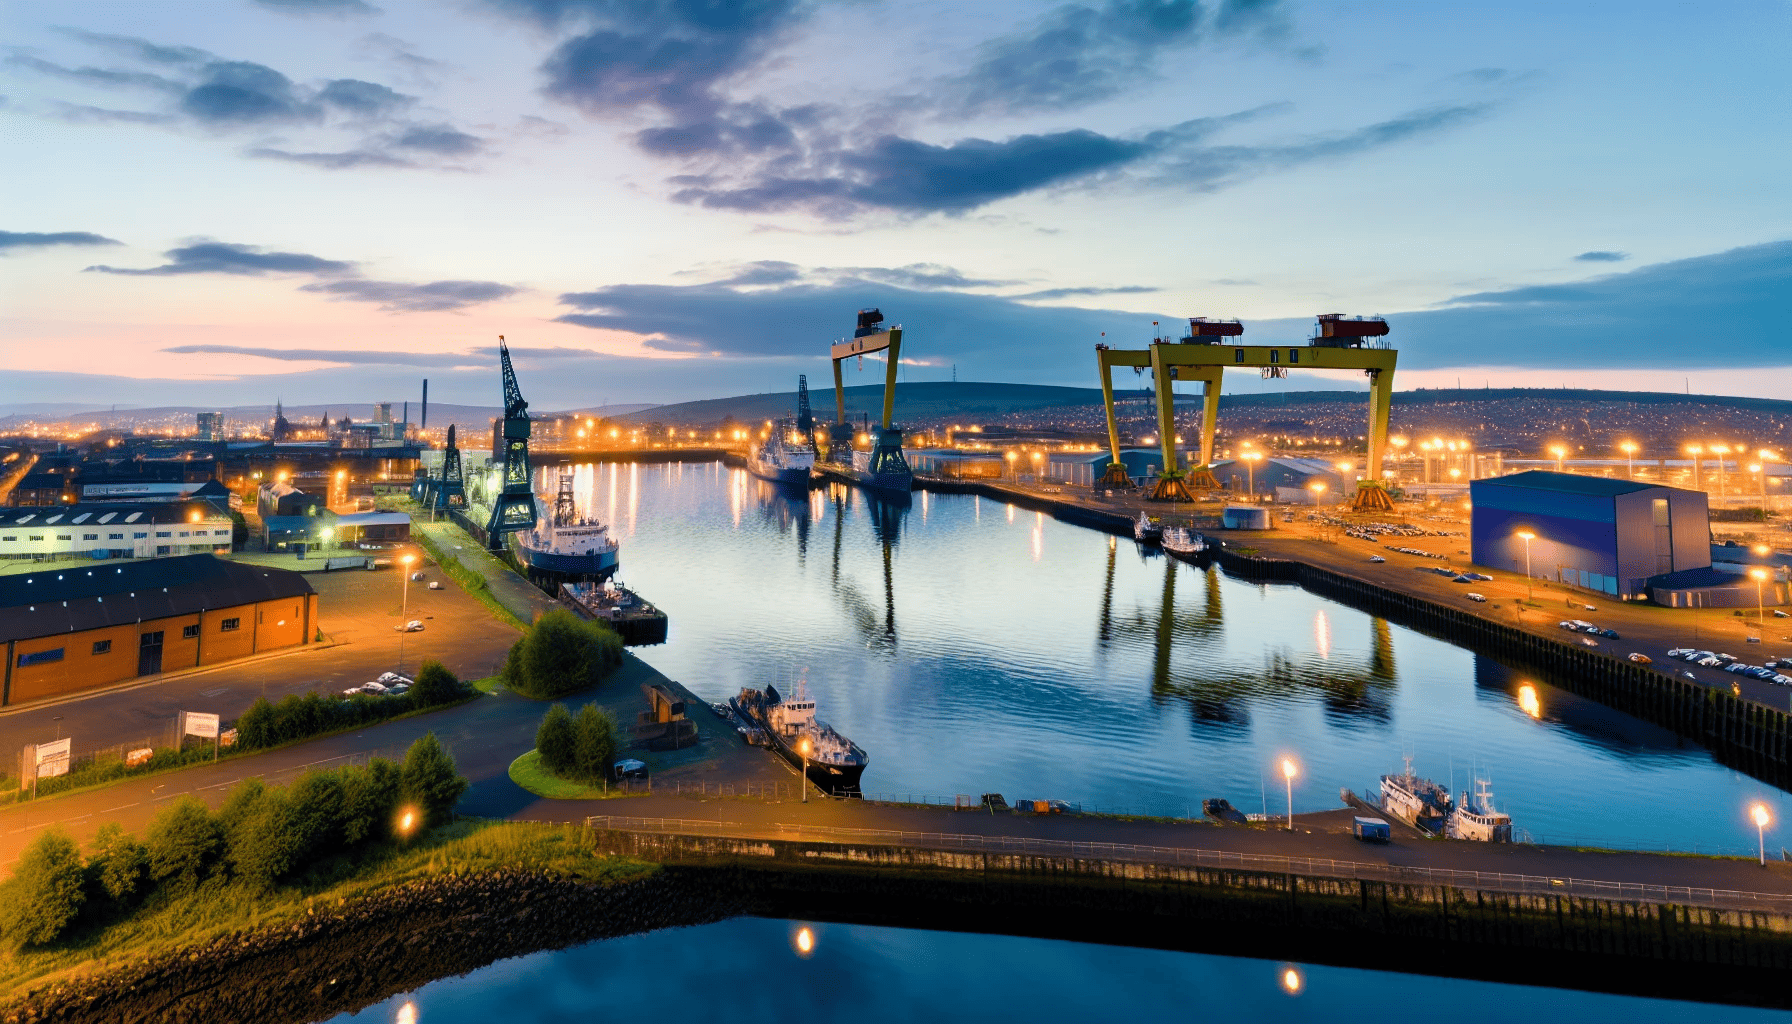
[421,379,429,431]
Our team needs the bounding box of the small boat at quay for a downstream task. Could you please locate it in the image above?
[731,678,867,793]
[1378,757,1454,835]
[1447,777,1514,842]
[1133,512,1162,542]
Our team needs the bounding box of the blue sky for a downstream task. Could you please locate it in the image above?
[2,0,1788,409]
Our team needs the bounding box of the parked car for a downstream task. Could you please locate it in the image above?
[1628,653,1651,664]
[1451,574,1474,583]
[1695,655,1724,667]
[612,759,648,780]
[1596,628,1620,639]
[1724,663,1752,675]
[1775,609,1790,618]
[428,581,443,590]
[1369,555,1386,563]
[1580,637,1599,647]
[396,620,424,632]
[410,571,427,582]
[1465,592,1487,603]
[378,671,413,685]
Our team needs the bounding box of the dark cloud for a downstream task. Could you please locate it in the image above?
[246,146,415,169]
[0,230,121,250]
[827,264,1024,290]
[677,128,1150,214]
[1149,103,1491,189]
[1574,250,1628,262]
[157,343,598,365]
[297,279,520,311]
[1011,285,1159,300]
[317,78,412,114]
[179,61,314,124]
[252,0,383,15]
[85,241,356,276]
[393,123,483,155]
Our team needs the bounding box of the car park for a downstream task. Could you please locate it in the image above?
[1695,655,1724,667]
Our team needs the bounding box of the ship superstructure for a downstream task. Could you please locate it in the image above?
[748,417,816,486]
[1446,777,1514,842]
[513,473,619,583]
[1378,757,1455,834]
[732,678,867,792]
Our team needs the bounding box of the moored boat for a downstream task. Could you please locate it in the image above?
[731,678,867,793]
[513,474,619,583]
[748,418,816,486]
[1447,777,1513,842]
[1133,512,1162,542]
[1378,757,1454,834]
[1161,526,1206,559]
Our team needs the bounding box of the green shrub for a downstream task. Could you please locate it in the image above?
[87,823,148,906]
[572,705,618,784]
[401,733,468,827]
[340,759,402,846]
[3,829,85,947]
[288,770,348,856]
[226,788,303,888]
[506,609,624,699]
[145,798,222,890]
[536,703,576,775]
[412,659,467,706]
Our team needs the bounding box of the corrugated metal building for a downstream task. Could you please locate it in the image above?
[0,502,233,563]
[1046,449,1166,487]
[1211,457,1346,499]
[1470,471,1709,600]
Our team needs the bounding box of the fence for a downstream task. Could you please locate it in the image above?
[583,814,1792,915]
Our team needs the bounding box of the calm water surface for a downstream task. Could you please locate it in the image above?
[547,461,1785,853]
[327,917,1780,1024]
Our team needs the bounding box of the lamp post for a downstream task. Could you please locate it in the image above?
[1712,444,1731,498]
[1280,757,1298,831]
[799,738,812,803]
[1752,803,1772,866]
[1549,444,1567,474]
[1516,530,1536,602]
[1243,451,1262,499]
[1309,481,1326,506]
[1752,568,1770,628]
[1750,463,1764,504]
[398,553,416,674]
[1686,444,1703,491]
[1619,441,1637,480]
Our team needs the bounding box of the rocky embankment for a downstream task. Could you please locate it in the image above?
[4,867,739,1024]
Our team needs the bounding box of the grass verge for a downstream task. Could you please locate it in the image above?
[0,819,655,995]
[412,527,528,632]
[508,750,642,800]
[473,675,506,695]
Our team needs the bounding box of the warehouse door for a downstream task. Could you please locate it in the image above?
[1651,498,1673,575]
[138,631,164,676]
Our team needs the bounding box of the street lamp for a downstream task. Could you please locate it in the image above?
[1750,463,1764,503]
[1752,803,1772,866]
[1619,441,1637,480]
[1712,444,1731,498]
[1752,568,1770,628]
[799,737,812,803]
[1516,530,1536,602]
[1686,444,1703,491]
[1280,757,1299,831]
[398,553,416,673]
[1549,444,1567,474]
[1005,450,1018,480]
[1242,450,1263,499]
[1309,481,1326,505]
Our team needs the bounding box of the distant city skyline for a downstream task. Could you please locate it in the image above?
[3,0,1788,407]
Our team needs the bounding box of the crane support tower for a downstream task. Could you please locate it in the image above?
[795,373,818,453]
[484,336,537,547]
[426,423,467,511]
[1096,314,1397,511]
[826,309,912,489]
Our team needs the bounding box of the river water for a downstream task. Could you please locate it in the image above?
[546,461,1785,854]
[326,917,1779,1024]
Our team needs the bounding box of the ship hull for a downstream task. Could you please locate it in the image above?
[747,461,814,487]
[513,541,619,581]
[731,695,867,794]
[821,461,914,499]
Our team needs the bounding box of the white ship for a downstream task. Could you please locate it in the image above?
[513,474,619,581]
[748,419,816,487]
[1162,526,1206,558]
[1446,777,1513,842]
[1379,757,1454,834]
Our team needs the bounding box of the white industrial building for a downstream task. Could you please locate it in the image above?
[0,503,233,564]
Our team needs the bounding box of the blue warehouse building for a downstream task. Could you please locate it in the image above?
[1469,471,1709,600]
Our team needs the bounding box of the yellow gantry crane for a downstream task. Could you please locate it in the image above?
[1096,315,1399,512]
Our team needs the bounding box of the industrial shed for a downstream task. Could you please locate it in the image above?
[1470,471,1709,600]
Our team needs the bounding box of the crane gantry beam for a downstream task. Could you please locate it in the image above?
[1097,316,1398,511]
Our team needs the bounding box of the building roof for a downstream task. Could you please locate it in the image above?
[14,473,66,491]
[1473,470,1660,497]
[0,554,314,644]
[1648,566,1747,589]
[334,511,410,526]
[0,502,230,528]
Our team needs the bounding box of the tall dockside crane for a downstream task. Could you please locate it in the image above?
[484,336,537,548]
[827,308,911,483]
[1096,314,1398,511]
[796,374,818,453]
[427,423,466,511]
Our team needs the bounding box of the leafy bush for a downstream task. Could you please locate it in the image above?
[505,610,624,699]
[401,733,468,827]
[145,798,223,891]
[572,705,618,784]
[340,759,402,846]
[233,663,472,754]
[412,659,469,706]
[2,829,85,947]
[87,823,148,906]
[536,704,576,775]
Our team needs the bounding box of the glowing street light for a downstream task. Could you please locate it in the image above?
[1279,964,1304,996]
[1242,451,1263,498]
[1308,480,1327,505]
[1618,441,1637,480]
[793,925,816,957]
[1686,444,1704,491]
[1752,803,1772,866]
[1516,530,1536,602]
[799,737,812,803]
[1712,444,1731,498]
[397,806,418,839]
[1548,444,1567,474]
[398,553,416,673]
[1751,568,1770,628]
[1280,757,1299,831]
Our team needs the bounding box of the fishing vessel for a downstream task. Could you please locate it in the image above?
[1133,512,1162,542]
[731,678,867,793]
[1446,777,1513,842]
[1378,757,1454,834]
[1161,526,1206,559]
[513,474,620,582]
[747,418,816,486]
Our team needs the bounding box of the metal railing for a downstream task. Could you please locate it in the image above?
[583,815,1792,914]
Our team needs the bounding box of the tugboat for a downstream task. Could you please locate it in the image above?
[748,418,816,487]
[513,474,620,583]
[731,677,867,793]
[1133,512,1162,543]
[1378,757,1454,834]
[1446,777,1513,842]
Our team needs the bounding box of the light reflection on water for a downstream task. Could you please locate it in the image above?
[546,462,1785,853]
[326,917,1782,1024]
